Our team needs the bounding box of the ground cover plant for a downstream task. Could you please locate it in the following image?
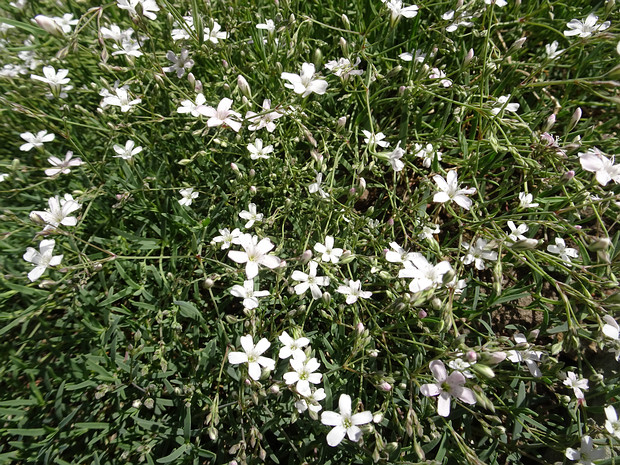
[0,0,619,463]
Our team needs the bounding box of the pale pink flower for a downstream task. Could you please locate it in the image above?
[420,360,476,417]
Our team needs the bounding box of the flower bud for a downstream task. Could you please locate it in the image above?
[568,107,582,132]
[341,14,350,29]
[561,170,575,182]
[230,162,240,174]
[301,249,313,263]
[543,114,556,132]
[508,37,526,55]
[194,79,203,93]
[339,250,355,264]
[607,0,616,15]
[322,291,331,305]
[221,59,229,69]
[466,350,477,362]
[377,381,392,392]
[588,237,611,252]
[417,309,427,319]
[358,177,366,190]
[269,384,280,394]
[187,72,196,87]
[313,48,323,69]
[356,322,365,333]
[482,351,506,365]
[144,398,154,409]
[203,278,214,289]
[339,36,348,54]
[471,363,496,379]
[34,15,64,37]
[464,48,475,66]
[337,116,347,130]
[237,75,251,98]
[373,412,384,423]
[509,238,539,250]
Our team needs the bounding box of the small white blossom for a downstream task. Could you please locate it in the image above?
[547,237,579,266]
[414,143,442,168]
[506,221,529,244]
[31,66,70,92]
[202,97,242,132]
[102,87,141,112]
[256,19,276,33]
[484,0,507,6]
[20,130,55,151]
[565,435,606,465]
[578,147,620,186]
[228,335,275,381]
[228,234,281,279]
[283,353,323,396]
[399,254,453,293]
[491,95,520,115]
[163,49,194,78]
[605,405,620,439]
[432,170,476,210]
[518,192,539,209]
[117,0,160,21]
[320,394,372,447]
[562,371,589,400]
[325,57,363,80]
[23,239,63,282]
[337,279,372,305]
[507,332,543,377]
[204,21,228,43]
[461,238,497,270]
[314,236,343,264]
[385,0,419,23]
[281,63,328,97]
[113,140,143,160]
[177,93,208,117]
[278,331,310,360]
[51,13,78,33]
[211,228,243,250]
[399,49,426,63]
[245,99,283,132]
[30,194,81,231]
[230,279,270,309]
[386,141,405,171]
[308,172,329,198]
[429,68,452,87]
[564,14,611,38]
[385,242,415,264]
[239,203,263,229]
[545,41,564,59]
[362,130,390,150]
[247,139,273,160]
[178,188,198,206]
[45,151,83,176]
[291,261,330,299]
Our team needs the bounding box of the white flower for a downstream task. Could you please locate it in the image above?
[324,57,363,80]
[484,0,507,6]
[545,41,564,59]
[256,19,275,33]
[281,63,328,97]
[100,24,133,42]
[491,95,519,115]
[296,388,326,415]
[386,141,405,171]
[102,87,141,112]
[578,147,620,186]
[20,130,54,151]
[602,315,620,340]
[23,239,63,282]
[245,99,283,132]
[239,203,263,229]
[362,130,390,149]
[204,21,228,44]
[507,332,543,377]
[45,151,83,176]
[565,435,606,465]
[247,139,273,160]
[461,238,497,270]
[385,242,415,264]
[113,140,143,160]
[429,68,452,87]
[337,279,372,305]
[320,394,373,446]
[414,143,441,168]
[178,188,198,206]
[419,224,440,241]
[564,14,611,38]
[506,221,528,243]
[399,254,453,293]
[448,358,475,379]
[31,66,70,89]
[385,0,419,22]
[177,93,208,117]
[308,172,329,198]
[163,49,194,78]
[443,10,474,32]
[291,261,330,299]
[0,174,8,182]
[51,13,78,33]
[420,360,476,417]
[562,371,589,400]
[399,49,426,63]
[432,170,476,210]
[283,353,323,396]
[30,194,81,230]
[518,192,539,209]
[111,37,143,57]
[230,279,269,309]
[117,0,160,21]
[605,405,620,439]
[228,335,275,381]
[171,16,194,41]
[278,331,310,359]
[211,228,243,250]
[228,234,281,279]
[314,236,343,264]
[547,237,579,266]
[202,97,242,132]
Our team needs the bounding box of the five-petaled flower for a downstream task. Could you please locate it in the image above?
[314,236,344,264]
[291,260,330,299]
[31,66,70,93]
[547,237,579,266]
[212,228,243,250]
[362,130,390,150]
[279,331,310,359]
[45,151,83,176]
[228,335,275,381]
[320,394,372,447]
[30,194,81,231]
[337,279,372,304]
[163,49,194,78]
[247,139,273,160]
[102,87,141,112]
[230,279,270,309]
[565,435,606,465]
[562,371,589,400]
[117,0,160,21]
[113,140,143,160]
[283,353,323,396]
[564,14,611,38]
[239,203,263,229]
[20,130,55,152]
[203,98,242,132]
[507,332,543,377]
[491,95,520,115]
[281,63,328,97]
[420,360,476,417]
[578,147,620,186]
[178,188,198,206]
[23,239,63,282]
[399,254,453,293]
[228,234,281,279]
[245,99,283,132]
[461,238,497,270]
[432,170,477,210]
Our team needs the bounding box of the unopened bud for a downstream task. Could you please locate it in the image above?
[339,37,348,54]
[399,85,406,96]
[466,350,477,363]
[509,37,527,53]
[561,170,575,182]
[187,72,196,87]
[589,237,611,252]
[269,384,280,394]
[606,0,616,15]
[509,238,539,250]
[341,14,350,29]
[230,162,240,174]
[356,322,365,333]
[377,381,392,392]
[203,278,214,289]
[471,363,496,379]
[418,309,427,319]
[313,48,323,69]
[301,249,313,263]
[221,59,229,69]
[464,48,474,66]
[144,398,154,409]
[337,116,347,130]
[34,15,64,37]
[373,412,384,423]
[340,250,355,264]
[322,291,331,305]
[237,75,251,98]
[544,113,556,132]
[485,351,507,365]
[29,211,45,225]
[568,107,582,132]
[359,177,366,190]
[194,79,203,93]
